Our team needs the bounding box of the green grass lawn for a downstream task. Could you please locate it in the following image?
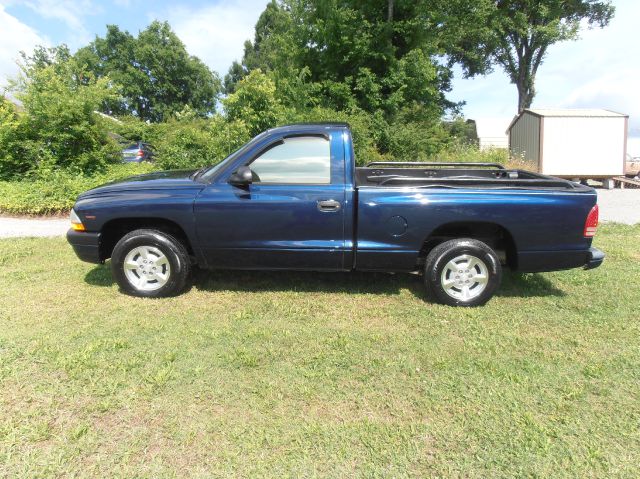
[0,225,638,477]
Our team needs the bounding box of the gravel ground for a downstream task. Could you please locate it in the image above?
[0,216,69,238]
[0,189,638,239]
[594,189,640,225]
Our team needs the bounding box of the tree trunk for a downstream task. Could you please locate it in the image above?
[388,0,394,22]
[517,83,528,112]
[517,88,535,112]
[516,72,535,112]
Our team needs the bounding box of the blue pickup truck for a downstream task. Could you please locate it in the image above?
[67,123,603,306]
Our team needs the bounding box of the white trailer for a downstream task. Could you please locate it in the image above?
[507,109,628,188]
[474,117,510,150]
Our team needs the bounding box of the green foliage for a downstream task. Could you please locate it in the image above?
[110,110,252,171]
[0,97,25,177]
[224,0,298,94]
[152,117,251,171]
[446,0,615,110]
[435,142,508,164]
[224,1,462,160]
[1,53,121,179]
[75,21,221,121]
[292,0,456,117]
[223,70,287,137]
[0,163,155,215]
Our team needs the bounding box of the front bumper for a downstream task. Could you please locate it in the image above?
[66,229,102,264]
[584,247,605,270]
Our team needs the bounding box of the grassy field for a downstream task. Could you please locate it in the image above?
[0,225,638,477]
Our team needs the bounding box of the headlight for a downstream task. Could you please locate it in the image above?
[70,209,85,231]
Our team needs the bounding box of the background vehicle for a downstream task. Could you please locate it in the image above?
[625,153,640,178]
[68,123,603,306]
[122,141,155,163]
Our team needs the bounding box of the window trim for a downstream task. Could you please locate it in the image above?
[245,135,332,186]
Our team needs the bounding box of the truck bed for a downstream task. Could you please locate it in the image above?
[355,162,591,191]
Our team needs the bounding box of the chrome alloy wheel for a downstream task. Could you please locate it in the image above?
[123,245,171,292]
[440,254,489,301]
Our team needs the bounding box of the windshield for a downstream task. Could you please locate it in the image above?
[197,151,238,181]
[199,131,269,182]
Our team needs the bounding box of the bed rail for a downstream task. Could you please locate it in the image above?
[365,161,506,170]
[375,176,576,189]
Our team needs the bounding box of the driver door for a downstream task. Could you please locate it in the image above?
[194,135,347,270]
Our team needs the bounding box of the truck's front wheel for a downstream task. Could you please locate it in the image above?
[111,229,191,298]
[424,238,502,307]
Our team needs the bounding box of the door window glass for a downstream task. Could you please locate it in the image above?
[250,136,330,184]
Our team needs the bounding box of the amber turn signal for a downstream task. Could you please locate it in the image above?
[70,209,86,232]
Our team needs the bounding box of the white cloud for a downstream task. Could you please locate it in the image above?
[562,69,640,134]
[0,4,48,87]
[158,0,269,77]
[6,0,91,30]
[1,0,98,46]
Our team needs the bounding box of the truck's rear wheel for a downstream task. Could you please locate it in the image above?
[424,238,502,307]
[111,229,191,298]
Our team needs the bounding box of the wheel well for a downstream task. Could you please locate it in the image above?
[419,222,517,269]
[99,218,194,261]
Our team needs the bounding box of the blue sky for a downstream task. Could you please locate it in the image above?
[1,0,638,155]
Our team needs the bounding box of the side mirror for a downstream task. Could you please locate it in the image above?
[229,166,253,186]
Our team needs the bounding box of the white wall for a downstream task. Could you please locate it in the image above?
[479,137,509,150]
[541,117,626,176]
[475,117,511,151]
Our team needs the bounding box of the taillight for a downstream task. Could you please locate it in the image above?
[584,204,599,237]
[136,149,144,158]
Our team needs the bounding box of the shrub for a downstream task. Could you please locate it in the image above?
[1,54,121,179]
[434,142,510,165]
[223,70,288,137]
[0,163,157,215]
[0,97,25,179]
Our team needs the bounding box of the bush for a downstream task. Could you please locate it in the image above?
[434,142,509,165]
[0,53,121,179]
[223,70,288,137]
[0,97,25,178]
[0,163,157,215]
[150,117,251,170]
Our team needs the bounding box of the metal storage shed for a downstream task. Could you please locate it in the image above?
[507,109,628,184]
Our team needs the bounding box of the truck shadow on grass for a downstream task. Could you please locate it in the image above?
[84,265,565,300]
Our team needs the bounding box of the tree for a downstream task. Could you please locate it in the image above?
[223,0,463,160]
[229,1,456,119]
[448,0,615,112]
[224,0,299,94]
[2,52,120,177]
[0,96,24,178]
[223,69,287,137]
[75,21,221,121]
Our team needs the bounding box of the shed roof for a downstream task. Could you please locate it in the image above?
[526,108,627,118]
[506,108,628,132]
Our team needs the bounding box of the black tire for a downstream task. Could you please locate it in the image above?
[111,229,191,298]
[424,238,502,307]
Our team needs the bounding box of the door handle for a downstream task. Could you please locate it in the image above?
[317,199,341,212]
